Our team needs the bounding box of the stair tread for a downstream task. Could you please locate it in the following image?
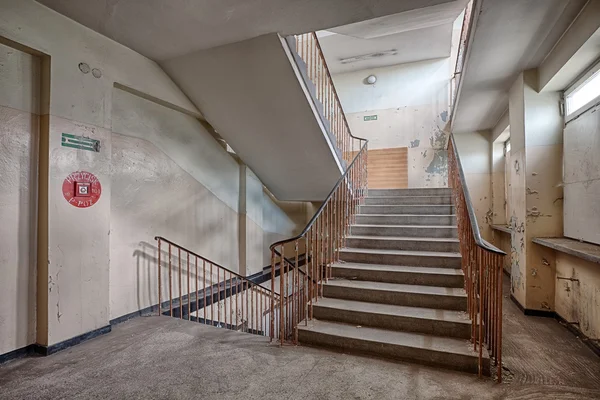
[325,279,467,297]
[357,214,456,217]
[363,204,453,207]
[332,262,463,275]
[367,195,451,199]
[352,224,457,229]
[347,235,459,243]
[298,319,478,358]
[340,247,461,257]
[314,297,470,324]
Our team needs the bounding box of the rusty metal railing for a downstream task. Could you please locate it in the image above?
[294,33,361,163]
[269,140,368,344]
[448,135,506,381]
[155,236,280,336]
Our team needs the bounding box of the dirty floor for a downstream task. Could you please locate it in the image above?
[1,277,599,399]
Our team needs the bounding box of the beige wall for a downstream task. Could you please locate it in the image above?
[555,253,600,340]
[0,43,39,355]
[508,70,564,311]
[0,0,303,354]
[333,59,451,187]
[491,141,507,225]
[453,131,493,241]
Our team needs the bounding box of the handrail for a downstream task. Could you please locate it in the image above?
[155,236,279,292]
[155,236,280,337]
[447,133,505,382]
[448,136,505,255]
[310,32,366,143]
[292,33,367,163]
[269,137,368,344]
[270,140,368,251]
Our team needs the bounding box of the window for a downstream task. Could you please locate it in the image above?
[565,60,600,121]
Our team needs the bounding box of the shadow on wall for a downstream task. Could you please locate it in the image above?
[132,240,219,316]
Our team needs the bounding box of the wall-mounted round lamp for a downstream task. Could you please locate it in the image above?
[365,75,377,85]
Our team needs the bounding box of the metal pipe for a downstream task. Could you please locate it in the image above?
[158,239,162,316]
[169,244,172,317]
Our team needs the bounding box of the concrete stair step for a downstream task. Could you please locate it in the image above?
[323,279,467,311]
[355,214,456,226]
[297,319,488,375]
[365,195,452,205]
[312,298,471,339]
[368,188,452,197]
[360,205,454,215]
[345,235,460,252]
[339,248,462,268]
[332,262,464,288]
[351,224,458,238]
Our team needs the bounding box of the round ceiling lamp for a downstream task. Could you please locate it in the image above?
[365,75,377,85]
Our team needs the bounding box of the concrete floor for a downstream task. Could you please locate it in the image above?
[1,278,599,399]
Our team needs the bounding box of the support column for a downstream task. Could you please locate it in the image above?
[238,164,265,276]
[508,69,564,312]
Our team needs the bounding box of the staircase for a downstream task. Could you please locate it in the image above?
[297,187,491,375]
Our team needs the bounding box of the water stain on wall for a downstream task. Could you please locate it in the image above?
[409,139,420,148]
[440,110,448,122]
[425,150,448,175]
[429,127,448,150]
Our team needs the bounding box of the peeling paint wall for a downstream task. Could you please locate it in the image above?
[109,94,302,320]
[508,73,528,306]
[333,59,451,187]
[508,71,564,311]
[0,43,39,355]
[555,253,600,340]
[0,0,304,351]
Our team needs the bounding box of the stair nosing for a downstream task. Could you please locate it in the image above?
[331,262,464,275]
[362,205,454,208]
[351,223,458,229]
[346,235,459,242]
[325,279,467,298]
[340,248,462,257]
[313,297,470,325]
[357,214,456,217]
[297,320,479,358]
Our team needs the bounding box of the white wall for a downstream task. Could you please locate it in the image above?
[162,34,343,201]
[333,59,451,187]
[109,88,242,320]
[453,131,492,241]
[0,43,39,355]
[0,0,303,352]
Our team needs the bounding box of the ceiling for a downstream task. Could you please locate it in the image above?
[36,0,462,61]
[452,0,588,134]
[318,1,467,74]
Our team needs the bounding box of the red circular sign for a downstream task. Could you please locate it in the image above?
[62,171,102,208]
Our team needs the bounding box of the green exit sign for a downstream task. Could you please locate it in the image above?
[363,115,378,121]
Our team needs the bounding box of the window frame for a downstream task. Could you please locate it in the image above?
[564,59,600,123]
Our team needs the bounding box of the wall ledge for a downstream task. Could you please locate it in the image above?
[532,237,600,265]
[491,224,511,234]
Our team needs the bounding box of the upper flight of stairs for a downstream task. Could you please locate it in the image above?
[298,187,490,375]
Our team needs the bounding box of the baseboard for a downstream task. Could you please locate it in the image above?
[554,314,600,358]
[110,305,159,326]
[0,345,36,365]
[33,325,111,356]
[509,294,555,318]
